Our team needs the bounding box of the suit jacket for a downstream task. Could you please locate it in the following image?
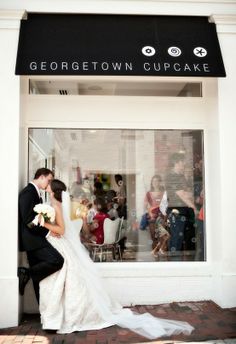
[19,183,49,251]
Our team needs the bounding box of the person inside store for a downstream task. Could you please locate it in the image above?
[195,188,205,261]
[105,188,127,257]
[143,174,167,250]
[93,180,107,200]
[105,189,119,220]
[151,215,170,258]
[165,153,197,258]
[88,196,110,244]
[114,174,127,219]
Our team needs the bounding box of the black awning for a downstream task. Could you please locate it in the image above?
[15,13,226,77]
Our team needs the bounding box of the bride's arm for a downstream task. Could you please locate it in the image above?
[43,204,65,235]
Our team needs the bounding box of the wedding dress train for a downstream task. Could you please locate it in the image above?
[39,192,194,339]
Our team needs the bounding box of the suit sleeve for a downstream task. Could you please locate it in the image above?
[19,190,37,226]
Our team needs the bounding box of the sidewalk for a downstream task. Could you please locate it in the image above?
[0,301,236,343]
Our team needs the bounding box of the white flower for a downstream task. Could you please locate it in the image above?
[33,204,55,227]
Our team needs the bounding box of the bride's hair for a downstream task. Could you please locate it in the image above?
[51,179,67,202]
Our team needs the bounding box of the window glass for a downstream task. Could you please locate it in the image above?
[29,128,205,262]
[29,80,202,97]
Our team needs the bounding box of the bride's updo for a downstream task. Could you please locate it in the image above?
[51,179,67,202]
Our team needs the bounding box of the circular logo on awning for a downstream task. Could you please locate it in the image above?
[168,47,182,57]
[193,47,207,57]
[142,46,156,57]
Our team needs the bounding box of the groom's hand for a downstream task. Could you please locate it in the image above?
[27,221,35,229]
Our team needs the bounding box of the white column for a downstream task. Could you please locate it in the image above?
[0,10,26,328]
[212,14,236,308]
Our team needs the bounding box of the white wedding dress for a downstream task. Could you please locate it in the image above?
[39,192,194,339]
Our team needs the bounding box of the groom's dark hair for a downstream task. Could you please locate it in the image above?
[34,168,54,179]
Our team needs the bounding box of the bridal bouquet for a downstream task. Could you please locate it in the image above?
[32,204,55,226]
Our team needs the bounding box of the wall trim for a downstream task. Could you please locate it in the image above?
[0,10,26,29]
[0,2,236,17]
[210,14,236,33]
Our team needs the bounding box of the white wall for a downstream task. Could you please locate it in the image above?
[214,16,236,308]
[1,0,236,16]
[0,11,24,328]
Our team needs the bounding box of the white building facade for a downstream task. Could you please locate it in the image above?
[0,0,236,328]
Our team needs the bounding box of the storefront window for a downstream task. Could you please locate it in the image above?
[29,128,205,262]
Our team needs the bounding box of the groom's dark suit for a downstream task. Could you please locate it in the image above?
[19,183,64,302]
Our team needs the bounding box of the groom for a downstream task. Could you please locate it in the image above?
[18,168,64,303]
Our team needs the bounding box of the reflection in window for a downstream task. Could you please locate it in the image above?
[29,80,202,97]
[28,128,205,262]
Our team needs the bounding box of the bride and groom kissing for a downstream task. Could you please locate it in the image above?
[18,168,194,337]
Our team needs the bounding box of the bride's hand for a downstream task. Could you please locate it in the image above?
[38,214,45,226]
[50,231,61,238]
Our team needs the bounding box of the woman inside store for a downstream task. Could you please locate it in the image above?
[144,174,168,249]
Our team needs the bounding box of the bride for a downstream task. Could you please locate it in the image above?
[39,179,194,339]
